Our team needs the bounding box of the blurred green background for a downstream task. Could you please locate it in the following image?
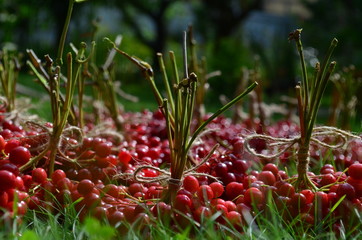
[1,0,361,130]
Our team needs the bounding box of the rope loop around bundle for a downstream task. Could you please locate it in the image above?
[24,120,84,156]
[114,144,221,185]
[243,126,361,160]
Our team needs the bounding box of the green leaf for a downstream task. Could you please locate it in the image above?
[20,230,39,240]
[83,217,116,240]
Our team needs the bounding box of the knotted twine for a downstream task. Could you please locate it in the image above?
[23,121,83,162]
[243,126,361,160]
[0,97,38,123]
[114,143,222,186]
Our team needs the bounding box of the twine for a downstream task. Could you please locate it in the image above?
[114,144,221,185]
[243,126,361,160]
[23,121,83,160]
[0,97,38,123]
[86,121,124,143]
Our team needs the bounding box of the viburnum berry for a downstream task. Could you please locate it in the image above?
[183,175,199,193]
[0,170,16,191]
[94,141,112,158]
[193,206,212,222]
[257,171,276,186]
[197,185,214,203]
[82,192,101,208]
[173,194,192,212]
[275,182,295,198]
[0,163,20,176]
[118,149,132,165]
[108,210,125,226]
[8,146,31,166]
[51,169,66,184]
[77,179,95,196]
[300,189,314,204]
[290,192,307,209]
[209,182,224,198]
[336,183,356,200]
[226,211,243,226]
[319,173,336,186]
[32,168,48,183]
[262,163,279,177]
[4,139,21,154]
[348,163,362,180]
[244,187,264,207]
[0,135,5,151]
[225,182,244,200]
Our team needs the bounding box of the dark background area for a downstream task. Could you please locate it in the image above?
[1,0,361,130]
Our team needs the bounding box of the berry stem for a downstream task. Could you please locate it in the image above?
[56,0,75,66]
[289,29,338,191]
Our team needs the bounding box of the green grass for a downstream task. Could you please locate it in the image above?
[3,193,361,240]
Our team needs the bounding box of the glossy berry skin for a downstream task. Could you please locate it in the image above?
[225,182,244,200]
[183,175,200,193]
[174,194,192,212]
[4,139,21,154]
[348,163,362,180]
[257,171,276,186]
[32,168,48,183]
[77,179,95,196]
[94,141,112,158]
[198,185,214,203]
[9,146,31,166]
[0,135,5,151]
[244,187,264,207]
[51,169,66,184]
[210,182,224,198]
[337,183,356,200]
[0,170,16,191]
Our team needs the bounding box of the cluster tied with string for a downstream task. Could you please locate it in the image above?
[1,12,362,237]
[108,32,257,203]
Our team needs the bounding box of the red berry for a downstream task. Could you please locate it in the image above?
[77,179,95,196]
[314,191,329,209]
[51,169,66,184]
[0,170,16,191]
[193,206,212,222]
[275,182,295,198]
[0,191,9,207]
[4,139,21,154]
[225,182,244,200]
[8,146,31,166]
[215,162,228,177]
[83,192,101,208]
[108,210,125,226]
[183,175,199,193]
[210,182,224,198]
[319,173,336,186]
[262,163,279,176]
[118,149,132,165]
[0,135,5,151]
[0,163,19,176]
[226,211,242,226]
[244,187,264,207]
[32,168,48,183]
[198,185,214,202]
[300,189,314,204]
[257,171,276,186]
[348,163,362,180]
[174,194,192,212]
[336,183,356,200]
[94,141,112,158]
[290,193,307,209]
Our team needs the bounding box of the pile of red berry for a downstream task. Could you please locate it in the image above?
[0,110,361,235]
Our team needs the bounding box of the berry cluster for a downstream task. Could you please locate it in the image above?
[0,111,361,235]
